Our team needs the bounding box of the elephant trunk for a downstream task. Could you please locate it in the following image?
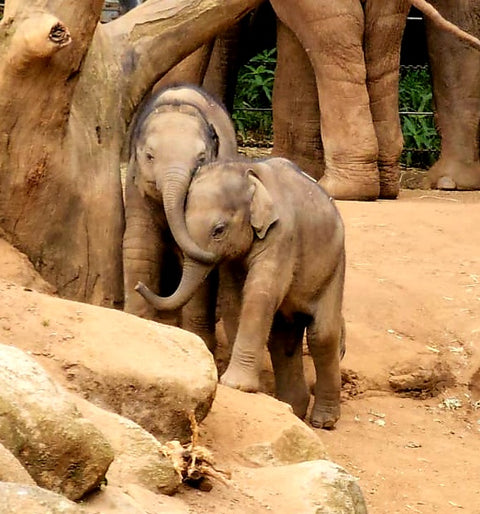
[135,256,214,311]
[162,165,216,263]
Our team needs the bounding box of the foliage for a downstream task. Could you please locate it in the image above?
[232,48,276,141]
[399,67,440,168]
[233,52,440,168]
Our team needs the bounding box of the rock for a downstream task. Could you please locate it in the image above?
[236,460,367,513]
[200,385,328,467]
[389,356,455,397]
[0,482,87,513]
[0,344,113,500]
[242,424,327,467]
[0,443,35,486]
[0,238,56,294]
[84,484,191,514]
[73,395,181,495]
[0,284,218,443]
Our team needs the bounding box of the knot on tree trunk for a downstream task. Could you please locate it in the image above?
[8,14,72,69]
[49,22,71,48]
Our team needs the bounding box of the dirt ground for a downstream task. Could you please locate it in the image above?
[322,189,480,514]
[195,187,480,514]
[1,187,479,513]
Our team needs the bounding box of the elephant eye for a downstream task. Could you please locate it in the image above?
[145,151,154,162]
[211,222,227,239]
[197,152,207,166]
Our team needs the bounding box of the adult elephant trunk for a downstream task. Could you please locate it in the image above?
[135,256,214,311]
[162,166,216,263]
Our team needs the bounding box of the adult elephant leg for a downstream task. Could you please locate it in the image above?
[426,1,480,190]
[268,313,310,419]
[272,21,324,180]
[154,44,214,91]
[364,0,410,199]
[306,259,345,429]
[202,24,243,111]
[181,271,219,354]
[271,0,379,200]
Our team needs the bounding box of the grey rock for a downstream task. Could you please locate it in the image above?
[237,460,368,513]
[0,443,35,486]
[0,345,113,500]
[74,395,181,495]
[242,424,328,467]
[83,484,191,514]
[0,482,87,513]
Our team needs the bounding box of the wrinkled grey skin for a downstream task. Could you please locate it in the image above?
[426,0,480,191]
[123,85,237,346]
[136,157,346,429]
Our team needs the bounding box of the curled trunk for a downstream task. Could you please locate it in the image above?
[135,256,214,311]
[162,166,216,263]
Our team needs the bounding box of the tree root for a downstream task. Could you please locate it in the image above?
[160,412,231,491]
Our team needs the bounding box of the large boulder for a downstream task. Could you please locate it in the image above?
[0,482,86,514]
[0,281,218,443]
[0,344,113,500]
[0,443,35,486]
[74,395,181,495]
[236,460,367,513]
[0,238,55,294]
[84,484,191,514]
[200,385,328,467]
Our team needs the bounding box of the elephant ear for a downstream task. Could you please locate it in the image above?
[247,172,279,239]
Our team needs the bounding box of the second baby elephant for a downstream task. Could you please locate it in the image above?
[136,157,346,429]
[123,85,237,346]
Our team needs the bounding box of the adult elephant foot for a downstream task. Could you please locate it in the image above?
[318,172,379,201]
[379,164,401,199]
[310,399,340,430]
[220,363,260,393]
[428,158,480,190]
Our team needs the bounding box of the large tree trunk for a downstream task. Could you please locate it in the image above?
[0,0,261,306]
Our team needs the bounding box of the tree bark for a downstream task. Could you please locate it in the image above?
[0,0,262,306]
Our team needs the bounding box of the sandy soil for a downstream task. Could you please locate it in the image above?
[1,188,479,513]
[326,190,480,514]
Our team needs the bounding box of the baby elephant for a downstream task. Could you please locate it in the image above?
[136,157,346,429]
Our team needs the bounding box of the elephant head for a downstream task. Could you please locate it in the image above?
[135,160,279,311]
[130,85,237,264]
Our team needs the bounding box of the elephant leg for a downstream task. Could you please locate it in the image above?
[426,2,480,190]
[220,263,279,392]
[306,260,345,429]
[216,263,245,374]
[268,313,310,419]
[272,20,324,180]
[181,271,218,353]
[123,179,163,320]
[271,0,379,200]
[202,24,243,112]
[123,178,181,324]
[364,0,410,199]
[154,44,214,91]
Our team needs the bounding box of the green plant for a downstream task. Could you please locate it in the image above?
[232,48,276,141]
[399,67,440,168]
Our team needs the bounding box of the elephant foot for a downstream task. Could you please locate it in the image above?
[435,176,457,190]
[310,399,340,430]
[276,387,310,420]
[379,164,400,199]
[318,173,379,201]
[428,158,480,190]
[220,364,260,393]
